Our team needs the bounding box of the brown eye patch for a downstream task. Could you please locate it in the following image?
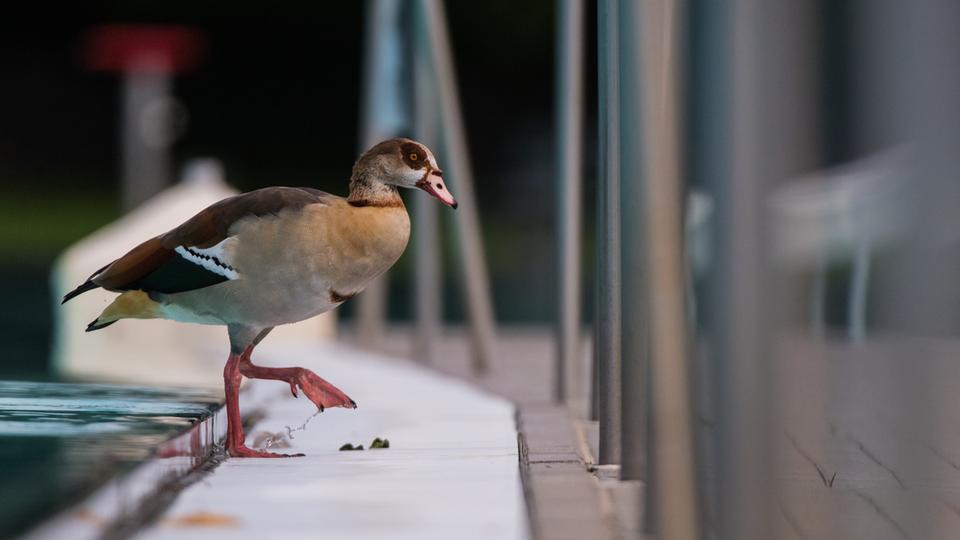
[400,142,428,169]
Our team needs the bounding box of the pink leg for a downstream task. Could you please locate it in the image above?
[223,351,304,458]
[237,346,357,412]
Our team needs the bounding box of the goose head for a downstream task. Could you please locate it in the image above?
[352,138,458,209]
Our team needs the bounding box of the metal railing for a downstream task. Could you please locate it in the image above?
[573,0,960,538]
[357,0,497,374]
[554,0,584,405]
[361,1,960,537]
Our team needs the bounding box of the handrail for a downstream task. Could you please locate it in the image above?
[357,0,497,374]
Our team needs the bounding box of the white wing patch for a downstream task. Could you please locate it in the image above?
[174,238,239,280]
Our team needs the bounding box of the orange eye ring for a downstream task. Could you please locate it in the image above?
[410,153,419,161]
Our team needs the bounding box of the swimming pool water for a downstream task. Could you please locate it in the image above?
[0,381,220,538]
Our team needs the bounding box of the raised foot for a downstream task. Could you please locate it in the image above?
[229,445,305,458]
[288,369,357,412]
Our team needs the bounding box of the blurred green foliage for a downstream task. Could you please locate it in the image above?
[0,188,119,264]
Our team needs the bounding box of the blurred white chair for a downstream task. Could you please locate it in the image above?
[768,150,910,340]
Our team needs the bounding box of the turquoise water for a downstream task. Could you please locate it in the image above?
[0,381,220,538]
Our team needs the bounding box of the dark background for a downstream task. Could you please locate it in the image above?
[0,2,598,377]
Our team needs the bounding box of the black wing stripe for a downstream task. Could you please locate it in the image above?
[126,253,230,294]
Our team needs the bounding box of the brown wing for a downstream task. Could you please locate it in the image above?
[62,187,335,302]
[158,186,335,249]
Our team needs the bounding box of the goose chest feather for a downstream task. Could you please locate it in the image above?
[229,198,411,318]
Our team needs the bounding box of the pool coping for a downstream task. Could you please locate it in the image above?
[21,403,228,540]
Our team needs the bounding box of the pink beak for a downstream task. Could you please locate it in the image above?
[417,170,458,209]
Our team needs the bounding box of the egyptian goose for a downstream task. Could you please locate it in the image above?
[62,138,456,458]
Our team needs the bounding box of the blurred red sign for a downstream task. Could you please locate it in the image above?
[84,25,205,74]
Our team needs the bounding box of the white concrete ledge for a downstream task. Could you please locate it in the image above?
[137,342,529,540]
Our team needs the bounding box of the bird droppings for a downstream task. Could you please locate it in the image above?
[339,438,389,451]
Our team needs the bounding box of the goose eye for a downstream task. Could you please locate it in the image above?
[409,153,419,161]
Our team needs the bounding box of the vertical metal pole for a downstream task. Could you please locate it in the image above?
[715,0,771,535]
[356,0,411,346]
[413,7,443,365]
[121,71,172,210]
[715,22,771,538]
[716,0,821,536]
[859,1,960,538]
[355,266,388,347]
[636,0,699,537]
[419,0,497,374]
[590,329,599,420]
[596,0,622,466]
[688,0,729,532]
[864,0,960,338]
[554,0,584,403]
[619,0,646,483]
[412,183,442,364]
